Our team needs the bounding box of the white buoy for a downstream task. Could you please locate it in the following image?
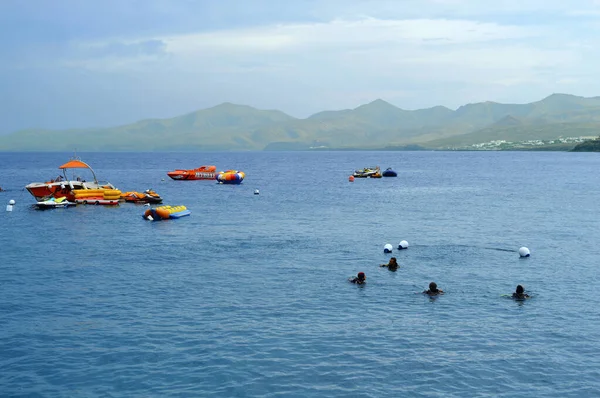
[254,189,260,195]
[384,243,393,253]
[6,199,15,212]
[518,247,530,258]
[398,240,409,250]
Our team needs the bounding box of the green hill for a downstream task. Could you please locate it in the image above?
[3,93,600,151]
[572,136,600,151]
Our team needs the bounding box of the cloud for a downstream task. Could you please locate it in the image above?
[70,17,552,80]
[3,0,600,133]
[79,39,167,58]
[164,17,541,55]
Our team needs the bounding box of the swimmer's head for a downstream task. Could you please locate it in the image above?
[429,282,438,292]
[357,272,365,280]
[390,257,397,265]
[516,285,524,295]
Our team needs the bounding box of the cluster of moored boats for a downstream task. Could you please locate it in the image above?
[24,157,246,218]
[349,166,397,181]
[166,165,245,184]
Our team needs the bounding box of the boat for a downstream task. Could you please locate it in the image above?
[143,205,191,221]
[353,167,382,178]
[35,196,76,209]
[25,157,118,202]
[167,165,217,180]
[382,168,397,177]
[216,170,245,184]
[121,189,163,204]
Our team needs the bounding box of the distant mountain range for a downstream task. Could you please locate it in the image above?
[2,93,600,151]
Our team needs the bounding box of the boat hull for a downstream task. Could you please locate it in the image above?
[167,166,217,180]
[35,200,77,209]
[124,196,163,204]
[26,181,84,201]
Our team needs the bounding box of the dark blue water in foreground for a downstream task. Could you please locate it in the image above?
[1,151,600,397]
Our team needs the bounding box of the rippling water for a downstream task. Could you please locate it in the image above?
[1,151,600,397]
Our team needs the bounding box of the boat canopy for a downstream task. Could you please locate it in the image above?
[59,160,92,169]
[58,158,98,182]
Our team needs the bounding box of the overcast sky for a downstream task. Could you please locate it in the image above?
[2,0,600,133]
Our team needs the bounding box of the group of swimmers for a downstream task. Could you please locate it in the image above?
[349,257,530,300]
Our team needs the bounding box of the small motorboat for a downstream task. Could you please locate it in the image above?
[143,205,191,221]
[382,168,397,177]
[353,167,382,178]
[121,189,163,204]
[35,196,76,209]
[25,157,118,202]
[216,170,245,184]
[167,165,217,180]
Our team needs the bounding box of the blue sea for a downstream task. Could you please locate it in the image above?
[1,151,600,397]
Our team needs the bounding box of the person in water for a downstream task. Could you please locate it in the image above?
[381,257,398,270]
[423,282,443,295]
[512,284,530,299]
[349,272,366,284]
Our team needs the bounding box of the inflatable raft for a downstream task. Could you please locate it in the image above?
[72,188,121,205]
[216,170,245,184]
[382,168,397,177]
[143,205,191,221]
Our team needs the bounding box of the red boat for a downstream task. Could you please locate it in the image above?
[25,157,117,201]
[167,165,217,180]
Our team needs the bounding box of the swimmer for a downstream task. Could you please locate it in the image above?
[423,282,443,295]
[349,272,366,285]
[512,284,530,300]
[380,257,398,271]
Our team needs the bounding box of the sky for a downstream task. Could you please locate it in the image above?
[2,0,600,133]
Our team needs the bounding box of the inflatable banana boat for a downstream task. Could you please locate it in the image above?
[143,205,191,221]
[72,188,121,205]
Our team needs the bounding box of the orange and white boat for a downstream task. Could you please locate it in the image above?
[25,157,117,202]
[167,165,217,180]
[120,189,163,204]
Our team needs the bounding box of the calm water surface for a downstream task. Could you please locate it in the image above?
[1,151,599,397]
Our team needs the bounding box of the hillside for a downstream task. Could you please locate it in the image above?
[2,93,600,151]
[571,136,600,151]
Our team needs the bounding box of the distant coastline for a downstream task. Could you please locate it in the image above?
[2,93,600,152]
